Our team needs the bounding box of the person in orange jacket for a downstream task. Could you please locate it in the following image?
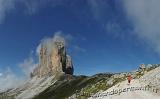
[127,75,132,85]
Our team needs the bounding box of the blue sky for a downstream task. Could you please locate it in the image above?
[0,0,160,78]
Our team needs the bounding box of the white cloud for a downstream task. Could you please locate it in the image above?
[87,0,128,39]
[36,31,67,56]
[0,44,38,91]
[0,0,66,23]
[0,67,25,91]
[123,0,160,54]
[21,0,52,15]
[0,0,15,23]
[0,0,45,22]
[19,57,38,77]
[105,22,124,39]
[73,45,86,53]
[36,31,77,55]
[87,0,108,20]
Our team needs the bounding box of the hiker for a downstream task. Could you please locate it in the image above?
[127,75,132,84]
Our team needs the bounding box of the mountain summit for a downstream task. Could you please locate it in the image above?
[31,36,73,78]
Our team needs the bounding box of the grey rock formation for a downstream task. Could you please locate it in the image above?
[32,39,73,78]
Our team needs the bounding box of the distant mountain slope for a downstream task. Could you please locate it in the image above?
[1,65,160,99]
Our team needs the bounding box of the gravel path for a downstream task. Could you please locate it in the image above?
[89,79,160,99]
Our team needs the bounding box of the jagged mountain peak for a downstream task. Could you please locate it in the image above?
[31,37,73,78]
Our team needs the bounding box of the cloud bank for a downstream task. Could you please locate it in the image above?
[0,0,15,23]
[19,57,38,77]
[0,68,25,92]
[0,57,36,91]
[123,0,160,54]
[0,0,66,23]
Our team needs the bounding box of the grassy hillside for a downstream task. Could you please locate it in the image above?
[33,74,114,99]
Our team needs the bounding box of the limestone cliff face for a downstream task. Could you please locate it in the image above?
[32,40,73,77]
